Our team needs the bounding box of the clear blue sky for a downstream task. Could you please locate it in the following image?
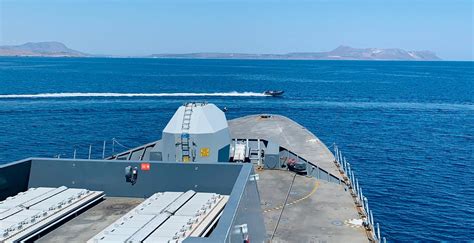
[0,0,472,60]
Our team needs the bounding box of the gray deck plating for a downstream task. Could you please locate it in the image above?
[258,170,367,242]
[229,115,368,242]
[228,115,342,180]
[36,197,144,243]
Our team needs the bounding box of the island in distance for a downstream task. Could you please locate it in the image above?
[0,42,441,60]
[151,45,441,61]
[0,42,88,57]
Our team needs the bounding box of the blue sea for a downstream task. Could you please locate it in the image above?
[0,57,473,241]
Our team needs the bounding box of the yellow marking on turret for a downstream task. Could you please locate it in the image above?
[200,148,210,157]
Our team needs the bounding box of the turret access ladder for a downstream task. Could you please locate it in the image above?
[181,103,194,162]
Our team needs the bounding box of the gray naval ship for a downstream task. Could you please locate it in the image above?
[0,102,386,242]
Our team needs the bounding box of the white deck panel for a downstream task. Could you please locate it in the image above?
[89,191,229,243]
[0,187,55,209]
[127,214,170,242]
[22,186,68,208]
[0,187,104,243]
[175,193,216,216]
[103,214,156,236]
[29,188,90,210]
[88,191,190,243]
[135,192,184,215]
[143,216,193,242]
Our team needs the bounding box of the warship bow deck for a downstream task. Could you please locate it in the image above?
[229,115,341,180]
[229,115,368,242]
[0,103,383,242]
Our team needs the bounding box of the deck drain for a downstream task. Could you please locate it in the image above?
[331,220,343,226]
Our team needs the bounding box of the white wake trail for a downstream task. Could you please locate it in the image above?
[0,92,268,99]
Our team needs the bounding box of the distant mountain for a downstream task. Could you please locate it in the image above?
[0,42,88,57]
[150,46,441,61]
[0,42,441,60]
[319,45,441,60]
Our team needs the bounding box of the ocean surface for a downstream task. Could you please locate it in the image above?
[0,57,473,241]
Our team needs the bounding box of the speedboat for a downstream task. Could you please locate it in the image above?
[264,90,284,96]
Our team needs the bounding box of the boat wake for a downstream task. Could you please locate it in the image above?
[0,92,269,99]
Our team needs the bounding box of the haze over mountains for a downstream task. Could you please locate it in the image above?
[0,42,88,57]
[151,46,441,61]
[0,42,442,61]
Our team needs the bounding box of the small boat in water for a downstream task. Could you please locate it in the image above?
[264,90,284,96]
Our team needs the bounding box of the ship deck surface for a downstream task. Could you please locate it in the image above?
[228,115,342,180]
[229,115,368,242]
[36,197,144,243]
[258,170,367,242]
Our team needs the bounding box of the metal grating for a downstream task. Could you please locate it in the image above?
[0,186,104,243]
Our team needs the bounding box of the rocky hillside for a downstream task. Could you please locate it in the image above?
[150,46,441,61]
[315,45,441,60]
[0,42,88,57]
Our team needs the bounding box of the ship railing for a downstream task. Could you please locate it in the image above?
[333,144,386,243]
[58,138,156,162]
[282,148,341,183]
[231,138,342,184]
